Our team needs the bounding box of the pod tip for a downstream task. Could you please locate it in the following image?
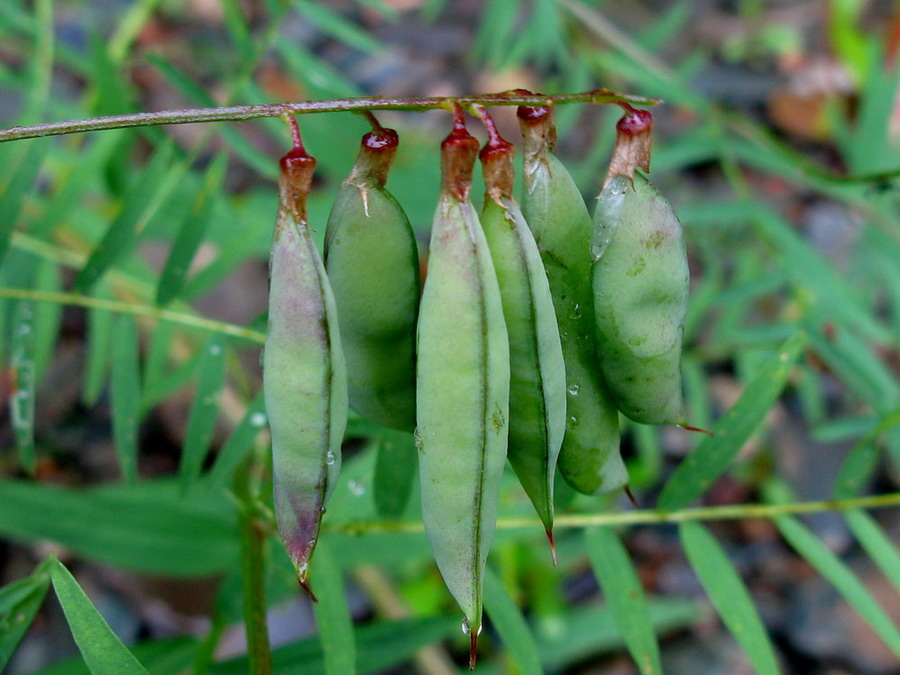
[624,485,641,509]
[546,527,559,567]
[298,573,319,603]
[469,630,478,670]
[678,423,714,437]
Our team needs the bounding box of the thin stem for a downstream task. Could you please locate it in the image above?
[326,491,900,535]
[0,89,660,143]
[0,286,265,343]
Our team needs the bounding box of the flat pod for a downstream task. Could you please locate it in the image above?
[591,172,688,424]
[478,120,565,549]
[324,128,420,432]
[416,115,509,657]
[518,106,626,496]
[265,148,348,595]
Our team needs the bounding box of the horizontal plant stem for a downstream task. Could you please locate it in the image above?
[0,89,660,143]
[0,285,265,343]
[327,491,900,535]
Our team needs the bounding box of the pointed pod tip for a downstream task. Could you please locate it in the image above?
[469,629,478,670]
[546,527,559,567]
[624,485,641,510]
[298,573,318,603]
[679,423,714,437]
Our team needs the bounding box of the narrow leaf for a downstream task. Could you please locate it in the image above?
[156,153,228,305]
[680,522,780,673]
[49,558,148,674]
[179,336,227,490]
[295,1,384,53]
[9,299,37,473]
[82,284,114,406]
[110,315,142,483]
[32,259,62,379]
[776,515,900,657]
[833,407,900,499]
[483,566,542,675]
[585,527,662,675]
[0,560,51,669]
[75,140,178,292]
[310,540,356,675]
[372,429,417,518]
[0,139,49,264]
[658,332,805,510]
[844,510,900,593]
[205,391,267,489]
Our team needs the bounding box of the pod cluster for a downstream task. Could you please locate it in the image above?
[262,101,690,668]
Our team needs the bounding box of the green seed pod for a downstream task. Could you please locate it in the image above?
[416,107,509,667]
[324,125,420,431]
[591,109,688,424]
[517,105,626,496]
[265,133,348,600]
[477,109,565,560]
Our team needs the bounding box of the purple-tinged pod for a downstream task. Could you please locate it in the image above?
[264,127,348,600]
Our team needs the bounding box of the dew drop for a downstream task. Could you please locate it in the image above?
[325,450,336,465]
[348,480,365,496]
[568,415,579,428]
[250,412,267,427]
[568,384,580,396]
[209,344,222,356]
[569,303,582,319]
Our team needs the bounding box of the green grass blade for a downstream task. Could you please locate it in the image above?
[155,153,228,306]
[659,332,806,510]
[844,509,900,593]
[0,560,51,670]
[179,336,227,490]
[372,428,417,518]
[0,479,238,576]
[832,407,900,499]
[294,0,384,54]
[483,566,542,675]
[82,283,114,406]
[0,140,49,265]
[205,390,267,489]
[585,527,661,675]
[74,140,179,292]
[110,315,142,483]
[680,522,780,673]
[776,515,900,657]
[311,540,356,675]
[9,299,37,473]
[32,259,61,379]
[49,558,148,674]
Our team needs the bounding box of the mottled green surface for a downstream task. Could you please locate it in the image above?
[592,173,688,425]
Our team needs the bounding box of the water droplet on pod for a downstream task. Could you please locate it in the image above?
[325,450,336,465]
[568,384,580,396]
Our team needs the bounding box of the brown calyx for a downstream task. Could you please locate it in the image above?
[605,104,653,187]
[477,107,515,203]
[279,116,317,222]
[440,103,479,201]
[517,104,557,160]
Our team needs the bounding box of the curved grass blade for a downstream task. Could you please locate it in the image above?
[74,139,178,292]
[8,299,37,473]
[82,283,114,406]
[844,509,900,593]
[49,558,148,674]
[205,390,267,490]
[833,407,900,499]
[680,521,780,674]
[155,153,228,306]
[0,559,51,670]
[373,429,417,518]
[585,526,661,675]
[310,540,356,675]
[483,566,542,675]
[179,335,227,491]
[776,515,900,657]
[658,332,805,510]
[110,315,142,483]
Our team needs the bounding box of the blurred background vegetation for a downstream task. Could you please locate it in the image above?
[0,0,899,673]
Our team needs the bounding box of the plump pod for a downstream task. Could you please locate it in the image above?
[518,105,626,496]
[477,110,565,559]
[265,136,348,599]
[416,108,510,667]
[591,171,688,425]
[324,126,420,431]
